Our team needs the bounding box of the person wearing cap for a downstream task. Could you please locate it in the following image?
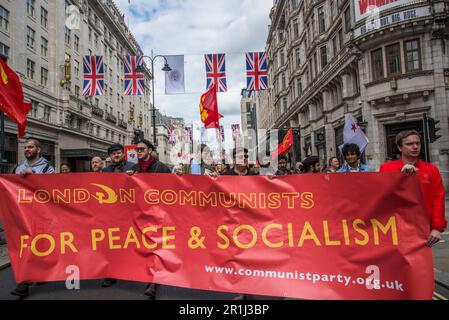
[136,139,171,174]
[301,155,321,174]
[102,144,140,173]
[337,143,372,173]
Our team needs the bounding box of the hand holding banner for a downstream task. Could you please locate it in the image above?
[0,173,434,300]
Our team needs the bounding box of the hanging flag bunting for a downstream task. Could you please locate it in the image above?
[183,126,193,143]
[246,52,268,91]
[232,124,240,142]
[165,55,185,94]
[219,126,225,142]
[169,126,176,145]
[0,58,32,137]
[199,83,223,129]
[124,55,145,96]
[205,54,227,92]
[83,56,104,96]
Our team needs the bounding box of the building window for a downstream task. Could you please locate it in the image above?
[0,5,9,31]
[332,36,338,56]
[344,7,351,33]
[281,73,286,91]
[371,48,384,80]
[40,67,48,86]
[293,18,299,39]
[27,0,35,17]
[386,43,401,76]
[27,59,35,80]
[74,35,79,52]
[297,78,302,96]
[40,7,48,28]
[318,7,326,34]
[65,27,71,45]
[75,85,80,96]
[74,60,79,76]
[0,42,10,59]
[291,0,299,10]
[320,46,328,69]
[338,29,343,50]
[313,52,318,77]
[404,39,421,72]
[27,27,36,49]
[41,37,48,57]
[295,47,301,67]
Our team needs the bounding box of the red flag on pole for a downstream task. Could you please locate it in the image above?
[0,58,31,137]
[272,128,293,160]
[199,83,223,129]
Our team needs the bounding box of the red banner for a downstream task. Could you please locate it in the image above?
[0,173,434,299]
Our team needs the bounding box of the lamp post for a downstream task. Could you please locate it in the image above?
[135,55,171,147]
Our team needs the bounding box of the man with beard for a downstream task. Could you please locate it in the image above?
[102,144,140,174]
[14,139,55,175]
[10,138,55,298]
[274,155,290,176]
[301,155,321,174]
[90,156,104,173]
[380,130,446,247]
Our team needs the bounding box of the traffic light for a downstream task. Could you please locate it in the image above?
[427,117,442,143]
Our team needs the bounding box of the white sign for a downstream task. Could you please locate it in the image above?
[354,0,422,22]
[354,6,431,38]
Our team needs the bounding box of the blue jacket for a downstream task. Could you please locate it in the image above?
[15,157,55,174]
[337,162,373,173]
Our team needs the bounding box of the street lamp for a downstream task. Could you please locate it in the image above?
[135,55,171,147]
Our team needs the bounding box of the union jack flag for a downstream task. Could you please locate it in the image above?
[246,52,268,91]
[169,127,176,145]
[184,127,193,143]
[232,124,240,142]
[83,56,104,96]
[124,55,145,96]
[205,54,227,92]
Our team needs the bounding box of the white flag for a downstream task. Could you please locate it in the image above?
[341,115,369,152]
[165,55,185,94]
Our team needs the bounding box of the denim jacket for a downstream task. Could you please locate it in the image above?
[337,162,373,173]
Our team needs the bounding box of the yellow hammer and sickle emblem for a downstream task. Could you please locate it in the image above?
[91,184,118,204]
[0,64,8,85]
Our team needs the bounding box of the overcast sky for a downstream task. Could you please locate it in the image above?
[114,0,272,134]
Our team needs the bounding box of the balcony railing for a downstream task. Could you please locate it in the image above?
[92,106,104,118]
[118,119,128,129]
[106,112,117,124]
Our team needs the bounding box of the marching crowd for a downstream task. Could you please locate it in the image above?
[0,129,446,299]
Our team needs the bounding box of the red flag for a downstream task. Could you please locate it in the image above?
[272,128,293,160]
[199,83,223,129]
[0,58,32,137]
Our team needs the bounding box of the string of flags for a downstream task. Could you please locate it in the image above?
[82,52,268,97]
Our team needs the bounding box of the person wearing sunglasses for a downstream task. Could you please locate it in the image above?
[136,139,171,174]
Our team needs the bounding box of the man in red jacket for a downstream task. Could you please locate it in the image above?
[380,130,447,247]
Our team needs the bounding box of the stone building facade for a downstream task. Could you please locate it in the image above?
[0,0,152,172]
[265,0,449,185]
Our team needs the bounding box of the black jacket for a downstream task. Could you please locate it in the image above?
[103,161,140,173]
[139,159,171,174]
